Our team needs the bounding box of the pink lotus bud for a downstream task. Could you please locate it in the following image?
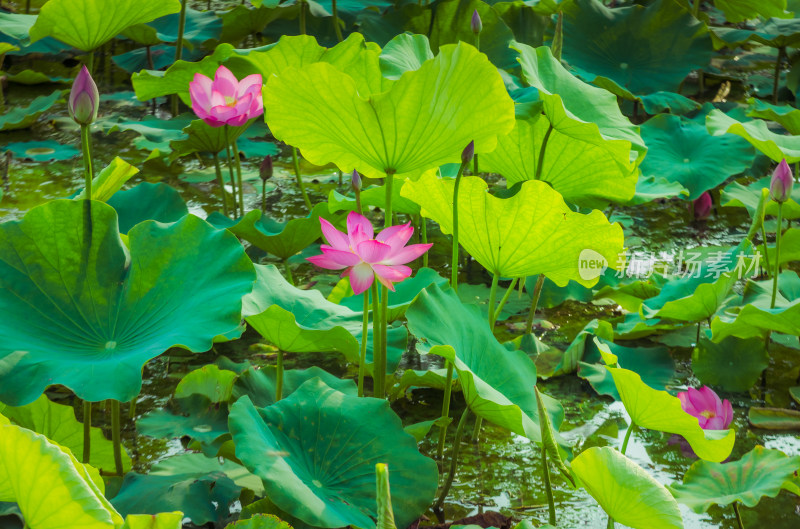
[260,155,273,182]
[693,192,712,220]
[770,159,793,203]
[69,65,99,125]
[461,140,475,165]
[471,10,482,35]
[351,170,361,192]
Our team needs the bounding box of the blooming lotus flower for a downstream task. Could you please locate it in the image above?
[692,192,712,220]
[678,386,733,430]
[307,212,433,294]
[69,65,99,125]
[770,159,793,203]
[189,65,263,128]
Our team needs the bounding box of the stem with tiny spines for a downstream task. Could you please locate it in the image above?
[733,501,745,529]
[223,126,238,218]
[621,422,636,455]
[111,400,123,476]
[433,407,470,512]
[371,282,381,395]
[493,277,518,328]
[487,272,500,330]
[232,137,244,216]
[358,291,369,397]
[292,147,312,212]
[535,124,554,181]
[212,153,229,217]
[82,401,91,464]
[451,160,469,291]
[525,274,545,334]
[331,0,344,42]
[771,202,784,308]
[80,124,94,198]
[284,259,294,285]
[275,350,284,401]
[436,361,455,459]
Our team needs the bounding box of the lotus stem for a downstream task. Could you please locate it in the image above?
[276,349,284,401]
[542,445,556,525]
[25,0,30,13]
[111,399,123,476]
[376,284,389,399]
[358,292,369,397]
[473,154,478,175]
[129,396,137,419]
[82,401,91,464]
[493,277,518,329]
[535,124,554,181]
[451,159,470,291]
[696,321,701,346]
[376,463,396,529]
[80,124,94,198]
[621,422,636,455]
[774,46,786,105]
[332,0,344,42]
[733,501,745,529]
[760,219,771,276]
[371,282,382,395]
[771,202,784,308]
[85,51,94,74]
[692,0,700,17]
[384,170,395,228]
[487,272,500,330]
[433,407,470,513]
[283,259,294,285]
[291,147,312,212]
[232,138,245,217]
[471,416,482,442]
[525,274,546,335]
[223,126,239,218]
[436,361,455,459]
[262,179,267,212]
[299,0,307,35]
[421,218,428,268]
[212,153,230,217]
[171,0,188,117]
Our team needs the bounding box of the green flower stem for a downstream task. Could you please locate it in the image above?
[299,0,307,35]
[692,0,700,17]
[283,259,294,285]
[331,0,344,42]
[276,349,284,401]
[376,284,389,398]
[231,138,245,217]
[291,147,312,212]
[733,501,745,529]
[771,202,784,309]
[760,219,771,276]
[80,124,94,198]
[774,46,786,105]
[212,153,229,218]
[436,361,455,459]
[525,274,546,334]
[535,124,554,181]
[384,170,395,228]
[487,272,500,331]
[421,217,428,268]
[471,416,483,442]
[111,399,123,476]
[223,126,238,218]
[542,445,556,526]
[621,422,637,455]
[473,154,478,175]
[371,282,382,395]
[450,160,469,291]
[493,277,518,328]
[262,179,268,212]
[358,292,369,397]
[433,407,470,512]
[82,401,91,464]
[85,51,94,74]
[171,0,188,117]
[129,396,137,419]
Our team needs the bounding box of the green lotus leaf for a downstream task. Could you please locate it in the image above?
[328,175,421,216]
[207,203,332,260]
[2,140,80,161]
[0,90,61,131]
[137,395,230,456]
[242,265,407,374]
[379,33,433,80]
[669,446,800,512]
[112,472,241,526]
[531,275,593,309]
[692,336,768,392]
[105,115,191,154]
[572,446,683,529]
[0,200,255,405]
[121,512,184,529]
[706,109,800,162]
[147,7,222,46]
[721,175,800,221]
[1,394,131,474]
[712,17,800,49]
[228,380,438,529]
[150,453,264,496]
[168,118,250,158]
[512,42,646,158]
[561,0,712,96]
[405,284,566,445]
[552,319,615,376]
[74,157,140,202]
[226,514,293,529]
[29,0,181,51]
[605,366,735,462]
[176,364,238,402]
[716,0,789,22]
[637,91,700,115]
[217,3,280,43]
[748,407,800,430]
[640,114,755,200]
[233,365,356,408]
[402,174,623,286]
[765,227,800,266]
[0,423,123,529]
[338,268,446,321]
[264,41,515,181]
[628,176,690,205]
[106,182,189,234]
[746,98,800,135]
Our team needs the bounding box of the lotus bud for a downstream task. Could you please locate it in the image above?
[351,170,361,192]
[69,65,99,126]
[260,155,273,182]
[770,159,793,203]
[693,192,712,220]
[471,10,482,35]
[461,140,475,165]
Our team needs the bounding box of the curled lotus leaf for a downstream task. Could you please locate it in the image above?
[706,109,800,163]
[0,199,255,405]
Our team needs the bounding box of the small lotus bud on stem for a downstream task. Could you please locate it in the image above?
[352,170,363,214]
[770,159,793,203]
[260,155,273,182]
[471,10,482,35]
[461,140,475,166]
[692,192,712,220]
[69,65,99,126]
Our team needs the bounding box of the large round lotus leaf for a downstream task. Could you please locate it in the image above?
[105,115,191,150]
[112,472,241,526]
[640,114,755,200]
[0,90,61,131]
[242,265,407,374]
[146,7,222,45]
[0,199,255,405]
[0,423,123,529]
[692,336,768,392]
[402,174,623,286]
[232,365,356,407]
[706,109,800,162]
[561,0,712,95]
[1,394,131,474]
[629,176,689,205]
[228,380,438,529]
[175,364,238,403]
[107,182,189,234]
[746,98,800,135]
[669,446,800,512]
[150,453,264,496]
[571,446,682,529]
[3,140,80,161]
[379,33,434,80]
[207,203,331,260]
[137,395,230,456]
[712,17,800,49]
[264,41,515,181]
[29,0,181,51]
[339,268,445,321]
[606,366,735,462]
[637,91,700,115]
[169,118,250,157]
[748,407,800,430]
[405,284,566,446]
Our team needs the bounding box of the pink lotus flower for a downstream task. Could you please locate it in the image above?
[307,212,433,294]
[770,158,793,204]
[189,65,263,128]
[692,192,712,220]
[678,386,733,430]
